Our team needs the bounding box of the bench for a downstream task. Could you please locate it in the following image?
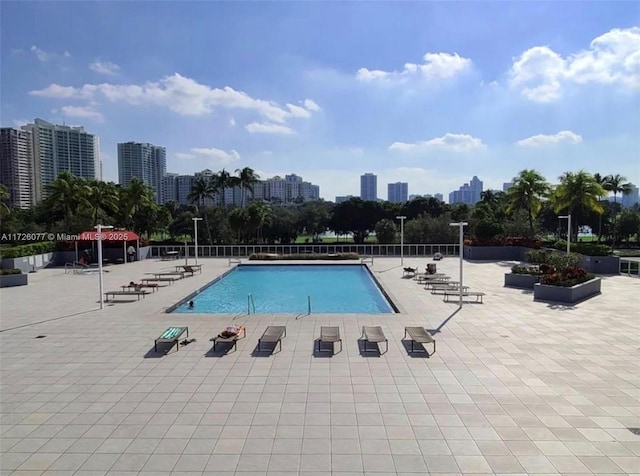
[430,285,469,295]
[155,326,189,353]
[403,327,436,355]
[444,291,485,303]
[104,290,149,301]
[210,325,246,352]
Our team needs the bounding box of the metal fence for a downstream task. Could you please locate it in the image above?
[150,243,459,259]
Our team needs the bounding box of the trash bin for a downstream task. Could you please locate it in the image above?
[427,263,437,274]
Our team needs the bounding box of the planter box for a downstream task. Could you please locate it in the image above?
[504,273,540,289]
[580,255,619,274]
[534,277,601,303]
[1,252,54,273]
[0,273,28,288]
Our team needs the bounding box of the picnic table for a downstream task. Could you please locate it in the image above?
[162,251,180,261]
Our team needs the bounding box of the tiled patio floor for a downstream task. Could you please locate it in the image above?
[1,257,639,475]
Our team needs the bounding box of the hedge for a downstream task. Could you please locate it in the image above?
[249,252,360,261]
[554,241,611,256]
[0,268,22,275]
[0,242,56,259]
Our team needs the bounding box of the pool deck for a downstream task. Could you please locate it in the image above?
[1,257,639,475]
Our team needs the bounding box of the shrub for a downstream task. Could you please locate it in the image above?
[554,240,611,256]
[540,271,595,287]
[0,242,56,259]
[526,249,548,264]
[511,265,542,275]
[249,252,360,261]
[374,219,397,244]
[465,236,542,248]
[537,251,594,287]
[0,268,22,275]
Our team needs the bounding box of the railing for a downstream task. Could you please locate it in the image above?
[620,258,639,277]
[307,295,311,315]
[361,256,374,265]
[150,243,459,259]
[247,293,256,314]
[64,261,91,274]
[229,257,241,266]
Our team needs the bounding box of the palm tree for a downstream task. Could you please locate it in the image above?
[211,169,237,207]
[188,177,215,244]
[45,172,90,233]
[119,178,155,231]
[235,167,260,207]
[593,173,609,242]
[552,171,606,242]
[87,180,119,226]
[605,174,633,205]
[506,169,550,235]
[247,200,274,243]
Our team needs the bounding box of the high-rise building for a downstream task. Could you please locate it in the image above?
[335,195,354,203]
[387,182,408,203]
[360,173,377,201]
[448,176,483,205]
[434,193,444,202]
[21,118,100,202]
[503,182,513,192]
[622,184,639,208]
[118,142,166,203]
[0,128,34,208]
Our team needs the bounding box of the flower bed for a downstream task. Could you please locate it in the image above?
[0,268,28,288]
[534,278,601,303]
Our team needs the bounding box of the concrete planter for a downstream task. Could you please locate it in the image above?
[534,277,601,303]
[0,273,28,288]
[580,255,619,274]
[504,273,540,289]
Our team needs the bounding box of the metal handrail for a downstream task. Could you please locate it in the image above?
[308,295,311,315]
[620,258,639,277]
[248,293,256,314]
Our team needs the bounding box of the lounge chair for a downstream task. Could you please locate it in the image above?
[403,327,436,355]
[360,326,388,354]
[122,282,159,292]
[104,290,149,301]
[402,267,417,278]
[258,326,286,353]
[210,325,246,352]
[443,290,485,303]
[155,326,188,353]
[317,326,342,354]
[142,277,175,284]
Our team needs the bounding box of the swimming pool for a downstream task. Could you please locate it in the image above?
[172,264,396,314]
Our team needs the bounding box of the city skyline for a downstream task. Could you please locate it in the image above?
[1,3,639,201]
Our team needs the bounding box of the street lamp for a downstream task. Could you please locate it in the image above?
[559,214,571,254]
[96,224,113,310]
[449,222,468,307]
[396,216,407,266]
[192,217,203,265]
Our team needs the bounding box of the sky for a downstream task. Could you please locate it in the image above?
[1,1,639,201]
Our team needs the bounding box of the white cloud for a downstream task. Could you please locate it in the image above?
[58,105,104,122]
[509,27,640,102]
[356,52,472,83]
[517,130,583,147]
[176,147,240,164]
[229,117,236,127]
[12,119,29,127]
[29,73,319,125]
[303,99,321,111]
[389,133,486,152]
[89,60,120,75]
[30,45,70,62]
[245,122,295,135]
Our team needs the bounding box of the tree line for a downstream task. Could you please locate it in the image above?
[0,168,638,247]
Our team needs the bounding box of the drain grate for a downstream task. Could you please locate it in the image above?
[628,428,640,436]
[35,335,47,339]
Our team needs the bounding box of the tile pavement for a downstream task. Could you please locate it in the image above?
[0,256,639,475]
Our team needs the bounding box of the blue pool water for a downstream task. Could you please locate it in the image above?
[173,264,395,314]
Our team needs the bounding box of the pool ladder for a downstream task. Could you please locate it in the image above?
[247,293,256,314]
[308,295,311,315]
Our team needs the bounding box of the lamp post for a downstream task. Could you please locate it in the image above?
[192,217,203,265]
[559,214,571,254]
[396,216,407,266]
[96,224,114,310]
[449,222,468,307]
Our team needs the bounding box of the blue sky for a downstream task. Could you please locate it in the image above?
[2,2,639,201]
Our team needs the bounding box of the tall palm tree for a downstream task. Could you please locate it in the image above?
[188,177,215,244]
[45,172,90,233]
[506,169,550,235]
[605,174,633,205]
[247,200,274,243]
[593,173,609,242]
[119,178,155,231]
[235,167,260,207]
[87,180,119,226]
[211,169,237,207]
[552,171,606,242]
